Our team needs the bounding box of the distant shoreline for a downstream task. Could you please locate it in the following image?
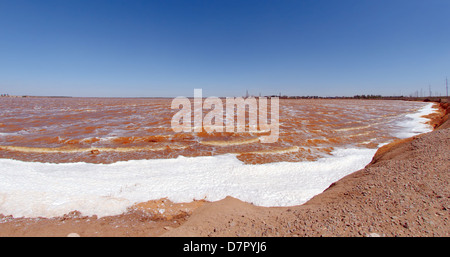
[2,94,449,102]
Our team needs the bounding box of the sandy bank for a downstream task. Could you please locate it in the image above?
[0,101,448,237]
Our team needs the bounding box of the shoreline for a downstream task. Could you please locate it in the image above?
[162,101,449,237]
[0,100,448,236]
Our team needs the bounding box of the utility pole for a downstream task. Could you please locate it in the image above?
[446,77,448,97]
[429,85,432,97]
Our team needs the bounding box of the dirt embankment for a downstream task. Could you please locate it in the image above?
[435,101,450,129]
[423,101,450,130]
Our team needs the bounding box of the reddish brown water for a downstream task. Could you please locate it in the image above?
[0,97,430,164]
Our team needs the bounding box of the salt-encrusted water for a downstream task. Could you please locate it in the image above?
[0,99,436,218]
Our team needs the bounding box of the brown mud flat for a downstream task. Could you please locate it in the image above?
[0,101,449,237]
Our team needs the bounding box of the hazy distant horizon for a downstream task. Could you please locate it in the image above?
[0,92,417,98]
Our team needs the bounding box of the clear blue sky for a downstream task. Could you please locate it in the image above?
[0,0,449,97]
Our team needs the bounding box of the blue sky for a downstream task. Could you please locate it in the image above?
[0,0,449,97]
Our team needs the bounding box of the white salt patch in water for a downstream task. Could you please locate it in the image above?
[0,132,15,137]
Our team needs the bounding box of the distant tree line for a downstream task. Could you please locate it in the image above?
[273,95,386,99]
[352,94,383,99]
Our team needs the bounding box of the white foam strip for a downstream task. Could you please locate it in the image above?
[392,102,436,138]
[0,148,376,218]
